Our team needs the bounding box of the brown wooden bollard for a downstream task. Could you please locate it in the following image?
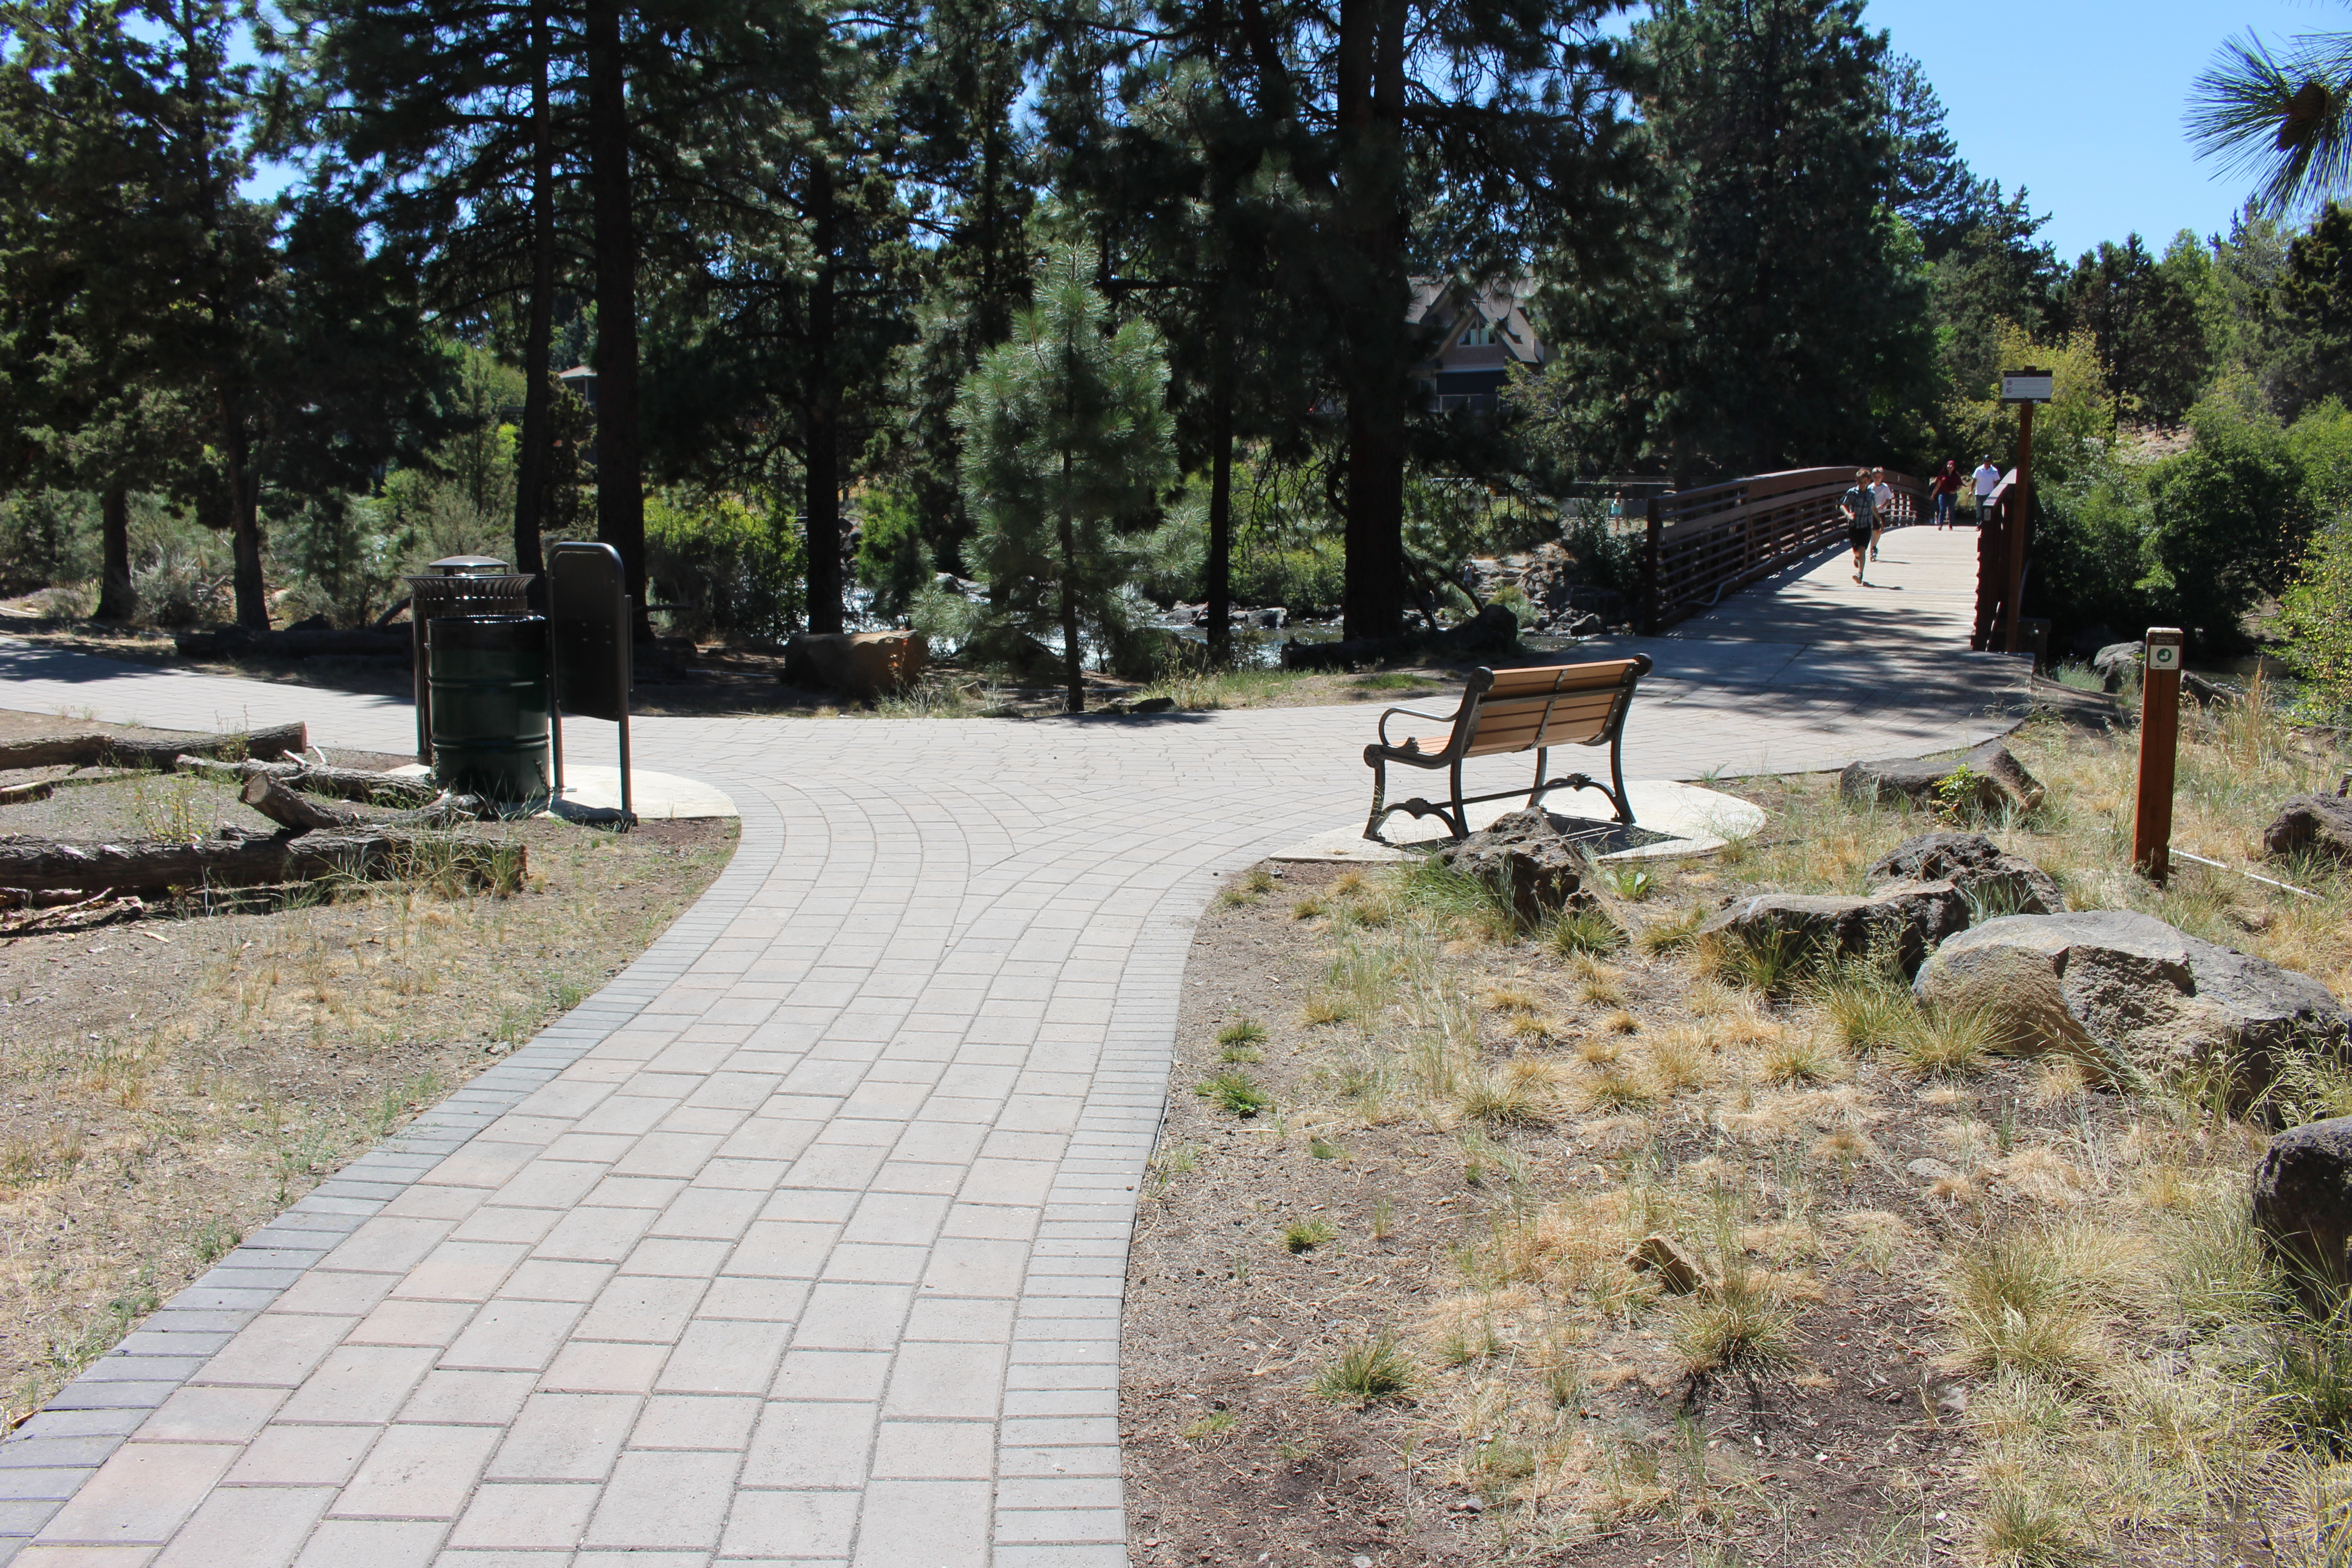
[2132,627,2185,886]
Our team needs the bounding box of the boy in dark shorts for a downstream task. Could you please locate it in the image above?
[1841,468,1874,584]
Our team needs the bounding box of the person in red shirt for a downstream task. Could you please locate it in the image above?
[1932,460,1961,529]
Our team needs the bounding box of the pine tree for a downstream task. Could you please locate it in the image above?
[954,245,1174,713]
[0,0,201,620]
[1638,0,1933,478]
[296,0,585,590]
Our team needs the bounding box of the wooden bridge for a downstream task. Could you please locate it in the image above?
[1635,466,2030,655]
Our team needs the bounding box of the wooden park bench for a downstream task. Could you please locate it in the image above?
[1363,657,1654,840]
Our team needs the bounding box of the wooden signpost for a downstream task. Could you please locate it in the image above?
[2132,626,2185,885]
[1998,369,2053,654]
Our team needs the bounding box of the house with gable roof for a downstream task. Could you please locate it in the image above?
[1408,278,1546,413]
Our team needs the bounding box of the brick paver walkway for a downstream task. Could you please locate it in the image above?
[1,529,2017,1567]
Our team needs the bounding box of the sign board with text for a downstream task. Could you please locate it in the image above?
[1999,370,2054,404]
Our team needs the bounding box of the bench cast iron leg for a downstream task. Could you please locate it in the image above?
[1529,748,1549,811]
[1362,748,1389,840]
[1447,760,1470,839]
[1607,737,1634,823]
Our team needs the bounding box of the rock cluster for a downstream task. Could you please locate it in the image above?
[1464,543,1621,634]
[1695,829,2059,978]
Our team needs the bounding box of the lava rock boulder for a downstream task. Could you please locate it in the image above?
[1868,830,2064,915]
[1438,806,1585,926]
[1839,739,2046,817]
[1914,909,2350,1098]
[2264,793,2352,869]
[2253,1117,2352,1289]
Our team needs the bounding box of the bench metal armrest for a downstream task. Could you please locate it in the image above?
[1374,704,1466,750]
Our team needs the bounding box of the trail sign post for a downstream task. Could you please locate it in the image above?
[1998,369,2053,654]
[2133,627,2185,886]
[548,541,634,824]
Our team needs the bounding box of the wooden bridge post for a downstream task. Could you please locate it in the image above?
[1641,498,1661,635]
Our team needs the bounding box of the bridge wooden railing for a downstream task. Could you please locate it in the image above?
[1972,468,2028,652]
[1638,467,1928,633]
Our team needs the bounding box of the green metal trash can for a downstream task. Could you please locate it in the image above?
[428,614,552,804]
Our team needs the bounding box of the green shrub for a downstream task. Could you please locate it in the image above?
[642,487,806,645]
[2280,517,2352,719]
[853,485,932,622]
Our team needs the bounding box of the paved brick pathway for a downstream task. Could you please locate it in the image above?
[1,529,2016,1567]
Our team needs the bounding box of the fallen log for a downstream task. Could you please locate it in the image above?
[240,772,366,831]
[175,754,438,806]
[0,721,306,772]
[0,825,522,895]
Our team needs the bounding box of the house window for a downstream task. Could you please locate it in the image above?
[1458,322,1496,347]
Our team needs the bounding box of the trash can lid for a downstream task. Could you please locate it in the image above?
[428,554,511,576]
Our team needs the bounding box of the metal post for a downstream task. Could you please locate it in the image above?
[548,622,565,800]
[2004,401,2035,653]
[1641,498,1661,635]
[618,599,634,826]
[2133,627,2185,886]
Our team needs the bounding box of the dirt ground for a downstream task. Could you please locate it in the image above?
[0,713,733,1428]
[1128,861,1997,1567]
[1126,693,2346,1567]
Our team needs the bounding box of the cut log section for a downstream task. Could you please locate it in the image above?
[240,772,367,831]
[235,771,488,831]
[0,826,523,896]
[175,754,438,806]
[0,721,306,772]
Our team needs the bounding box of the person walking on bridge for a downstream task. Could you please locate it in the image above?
[1869,467,1894,560]
[1972,455,2001,523]
[1842,468,1875,584]
[1933,459,1961,529]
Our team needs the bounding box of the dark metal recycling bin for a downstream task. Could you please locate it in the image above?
[407,555,536,765]
[427,614,553,804]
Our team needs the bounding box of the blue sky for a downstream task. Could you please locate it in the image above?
[1864,0,2325,260]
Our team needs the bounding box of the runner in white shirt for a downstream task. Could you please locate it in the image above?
[1971,456,2001,524]
[1869,468,1893,560]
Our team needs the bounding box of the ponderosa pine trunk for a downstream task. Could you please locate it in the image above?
[586,0,647,638]
[512,0,555,604]
[220,386,268,629]
[1205,358,1234,668]
[804,152,843,635]
[97,482,132,622]
[1059,449,1083,713]
[1336,0,1408,642]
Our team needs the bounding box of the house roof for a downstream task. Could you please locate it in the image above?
[1406,278,1545,373]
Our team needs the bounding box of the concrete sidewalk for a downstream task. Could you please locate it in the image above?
[0,536,2023,1568]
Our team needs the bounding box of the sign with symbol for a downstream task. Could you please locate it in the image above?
[2148,641,2180,671]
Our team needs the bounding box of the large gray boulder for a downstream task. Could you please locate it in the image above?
[1914,910,2351,1094]
[2253,1117,2352,1288]
[1439,807,1583,925]
[1698,878,1968,976]
[1840,739,2046,817]
[2264,794,2352,869]
[1868,831,2064,915]
[2094,641,2142,692]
